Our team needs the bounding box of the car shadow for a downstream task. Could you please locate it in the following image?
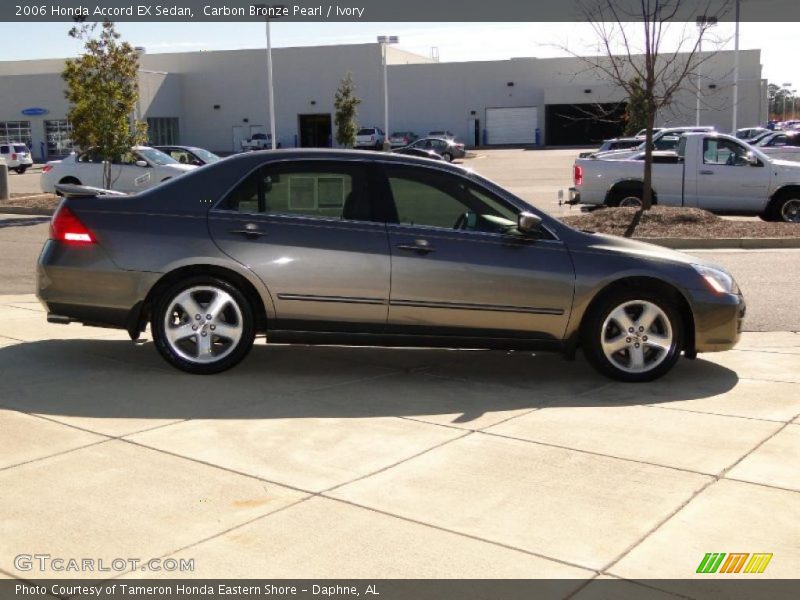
[0,338,740,424]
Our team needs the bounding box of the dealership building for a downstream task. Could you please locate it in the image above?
[0,42,767,160]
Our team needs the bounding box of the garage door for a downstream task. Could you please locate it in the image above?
[486,107,538,145]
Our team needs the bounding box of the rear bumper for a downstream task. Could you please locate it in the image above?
[565,187,581,205]
[37,239,159,330]
[691,289,746,353]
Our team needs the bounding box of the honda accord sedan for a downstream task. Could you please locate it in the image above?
[37,150,745,381]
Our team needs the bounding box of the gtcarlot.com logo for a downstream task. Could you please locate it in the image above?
[14,553,194,573]
[696,552,773,574]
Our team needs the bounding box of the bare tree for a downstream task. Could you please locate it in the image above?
[567,0,730,216]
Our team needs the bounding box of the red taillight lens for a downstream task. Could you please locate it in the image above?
[574,164,584,186]
[11,154,17,160]
[50,206,96,244]
[42,165,53,173]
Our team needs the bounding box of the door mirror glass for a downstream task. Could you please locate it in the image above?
[518,211,542,234]
[746,152,762,167]
[135,160,149,168]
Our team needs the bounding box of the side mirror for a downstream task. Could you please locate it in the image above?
[134,160,149,168]
[746,153,762,167]
[518,211,542,234]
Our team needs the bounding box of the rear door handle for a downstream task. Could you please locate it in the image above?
[229,225,266,238]
[396,241,435,254]
[699,170,714,175]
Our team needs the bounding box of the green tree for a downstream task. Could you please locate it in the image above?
[62,21,147,190]
[334,72,361,148]
[623,77,648,137]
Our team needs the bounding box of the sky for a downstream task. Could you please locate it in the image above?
[0,21,797,87]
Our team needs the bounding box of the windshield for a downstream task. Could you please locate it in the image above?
[136,147,179,165]
[190,147,221,163]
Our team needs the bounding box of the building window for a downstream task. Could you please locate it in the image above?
[147,117,180,145]
[44,120,74,157]
[0,121,32,150]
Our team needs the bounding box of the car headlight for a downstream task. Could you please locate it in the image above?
[692,264,738,294]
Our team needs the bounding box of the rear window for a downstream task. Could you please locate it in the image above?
[13,145,27,153]
[357,128,374,135]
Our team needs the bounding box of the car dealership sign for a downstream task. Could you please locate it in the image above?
[21,107,48,116]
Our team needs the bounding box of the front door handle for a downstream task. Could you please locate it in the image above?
[699,170,715,175]
[396,240,435,254]
[229,225,266,238]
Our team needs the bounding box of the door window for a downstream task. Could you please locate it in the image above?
[703,138,750,166]
[386,167,518,234]
[220,162,377,222]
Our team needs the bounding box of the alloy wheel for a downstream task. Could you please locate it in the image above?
[781,198,800,222]
[163,285,244,364]
[618,196,643,208]
[600,299,674,374]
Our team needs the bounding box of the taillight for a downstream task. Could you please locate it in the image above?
[42,165,53,173]
[11,153,17,160]
[574,164,584,186]
[50,206,96,244]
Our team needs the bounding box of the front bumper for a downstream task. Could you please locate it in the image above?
[691,289,746,353]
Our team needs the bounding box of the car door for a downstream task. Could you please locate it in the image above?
[380,164,574,340]
[693,137,771,213]
[208,159,391,330]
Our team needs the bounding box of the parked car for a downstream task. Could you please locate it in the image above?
[579,137,643,158]
[0,142,33,174]
[404,137,466,162]
[37,149,744,381]
[355,127,385,150]
[40,146,197,194]
[153,145,221,166]
[391,146,444,160]
[568,132,800,222]
[594,126,716,160]
[754,130,800,162]
[241,133,281,151]
[389,131,419,148]
[428,130,455,140]
[736,127,770,141]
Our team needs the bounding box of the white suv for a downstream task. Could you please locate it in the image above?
[355,127,385,150]
[0,142,34,174]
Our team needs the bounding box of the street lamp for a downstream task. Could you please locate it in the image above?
[792,90,797,121]
[378,35,399,151]
[256,4,281,150]
[695,15,717,127]
[731,0,740,133]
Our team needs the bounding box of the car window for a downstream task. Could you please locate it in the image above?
[385,166,517,234]
[357,128,373,136]
[13,145,27,153]
[703,139,750,166]
[221,162,377,222]
[136,147,178,165]
[77,151,103,163]
[768,135,787,147]
[169,150,192,164]
[0,145,8,154]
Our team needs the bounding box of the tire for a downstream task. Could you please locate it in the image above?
[442,152,453,162]
[14,167,27,175]
[375,141,383,150]
[151,276,256,374]
[765,194,800,223]
[582,289,684,382]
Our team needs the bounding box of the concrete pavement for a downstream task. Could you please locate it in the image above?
[0,294,798,591]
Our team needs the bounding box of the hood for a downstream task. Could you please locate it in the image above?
[164,163,198,173]
[771,157,800,170]
[575,231,723,270]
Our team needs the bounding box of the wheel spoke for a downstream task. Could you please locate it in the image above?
[174,290,203,319]
[206,290,233,319]
[602,334,629,355]
[637,303,659,331]
[608,306,635,332]
[166,322,195,344]
[629,345,646,370]
[196,332,213,358]
[645,333,671,351]
[213,323,241,342]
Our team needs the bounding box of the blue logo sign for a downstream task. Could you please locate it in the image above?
[21,107,48,116]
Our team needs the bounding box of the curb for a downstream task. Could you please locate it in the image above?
[0,206,54,216]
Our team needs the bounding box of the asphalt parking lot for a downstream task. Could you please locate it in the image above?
[1,149,799,591]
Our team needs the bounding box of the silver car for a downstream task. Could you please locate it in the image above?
[37,150,745,381]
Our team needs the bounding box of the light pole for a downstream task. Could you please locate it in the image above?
[782,83,792,122]
[695,16,717,127]
[255,4,279,150]
[792,90,797,121]
[377,35,399,151]
[731,0,740,133]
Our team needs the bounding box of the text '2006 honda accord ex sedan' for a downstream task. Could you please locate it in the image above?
[36,149,745,382]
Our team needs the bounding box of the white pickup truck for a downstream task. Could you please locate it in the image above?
[568,132,800,222]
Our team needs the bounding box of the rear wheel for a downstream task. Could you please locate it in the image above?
[14,167,27,174]
[442,152,453,162]
[583,290,683,382]
[151,276,256,374]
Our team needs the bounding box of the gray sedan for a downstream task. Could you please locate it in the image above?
[37,150,744,381]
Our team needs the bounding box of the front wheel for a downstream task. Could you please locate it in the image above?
[767,195,800,223]
[151,276,256,374]
[583,291,683,382]
[441,152,453,162]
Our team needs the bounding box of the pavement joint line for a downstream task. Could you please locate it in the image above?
[0,437,113,474]
[721,476,800,495]
[644,402,796,425]
[732,347,800,355]
[599,417,800,576]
